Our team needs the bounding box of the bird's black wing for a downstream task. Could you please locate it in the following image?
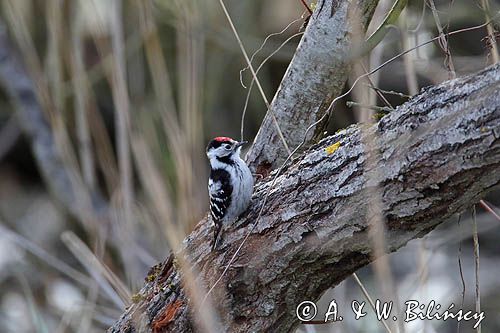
[208,168,233,222]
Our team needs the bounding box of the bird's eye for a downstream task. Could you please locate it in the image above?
[224,144,232,150]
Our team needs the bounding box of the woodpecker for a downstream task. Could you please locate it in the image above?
[206,136,254,251]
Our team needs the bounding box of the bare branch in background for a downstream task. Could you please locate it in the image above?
[109,63,500,333]
[0,20,109,222]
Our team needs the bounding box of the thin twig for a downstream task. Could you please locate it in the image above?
[240,32,304,141]
[479,199,500,221]
[361,61,393,109]
[363,84,411,98]
[239,17,302,89]
[427,0,456,79]
[300,0,313,15]
[352,273,393,333]
[346,101,394,113]
[218,0,291,155]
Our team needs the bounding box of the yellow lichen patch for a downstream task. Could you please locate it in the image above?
[325,141,341,155]
[172,256,179,270]
[145,273,157,282]
[131,293,144,303]
[310,2,317,11]
[145,265,161,282]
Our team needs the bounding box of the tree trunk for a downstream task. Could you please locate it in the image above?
[108,64,500,333]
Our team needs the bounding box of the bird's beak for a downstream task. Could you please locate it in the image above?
[234,140,248,149]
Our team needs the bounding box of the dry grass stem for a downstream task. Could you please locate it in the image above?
[472,206,482,333]
[218,0,291,155]
[480,0,499,63]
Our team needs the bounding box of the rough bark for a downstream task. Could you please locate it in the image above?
[246,0,379,173]
[109,64,500,333]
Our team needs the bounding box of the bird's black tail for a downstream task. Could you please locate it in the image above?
[211,221,222,251]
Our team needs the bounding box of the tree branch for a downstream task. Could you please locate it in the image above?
[246,0,380,173]
[109,64,500,333]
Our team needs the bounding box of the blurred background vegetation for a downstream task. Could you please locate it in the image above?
[0,0,498,332]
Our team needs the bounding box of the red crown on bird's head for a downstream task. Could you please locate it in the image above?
[213,136,234,143]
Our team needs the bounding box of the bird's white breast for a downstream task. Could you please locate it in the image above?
[225,158,254,225]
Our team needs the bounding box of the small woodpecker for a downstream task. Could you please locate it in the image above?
[206,137,254,251]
